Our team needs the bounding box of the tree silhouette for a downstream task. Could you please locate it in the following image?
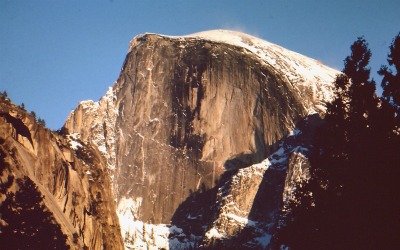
[379,32,400,111]
[276,36,400,249]
[30,111,37,121]
[37,117,46,127]
[0,176,68,249]
[0,146,14,194]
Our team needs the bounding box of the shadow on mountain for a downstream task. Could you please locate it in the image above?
[235,114,323,248]
[224,153,261,171]
[170,169,238,246]
[169,114,323,249]
[0,176,68,249]
[0,112,34,148]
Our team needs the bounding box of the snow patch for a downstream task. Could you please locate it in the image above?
[67,133,82,150]
[205,228,226,239]
[117,197,143,221]
[225,213,257,227]
[68,86,119,194]
[289,128,302,136]
[117,197,199,249]
[254,233,272,247]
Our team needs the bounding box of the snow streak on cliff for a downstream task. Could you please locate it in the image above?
[65,86,119,196]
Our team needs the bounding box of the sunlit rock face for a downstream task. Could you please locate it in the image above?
[64,30,338,248]
[0,100,124,250]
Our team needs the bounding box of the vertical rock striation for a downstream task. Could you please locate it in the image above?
[63,30,339,248]
[0,100,124,249]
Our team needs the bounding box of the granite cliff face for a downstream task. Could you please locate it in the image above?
[0,30,338,249]
[0,100,124,249]
[64,30,339,249]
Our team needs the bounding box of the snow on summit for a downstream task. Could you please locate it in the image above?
[137,29,338,113]
[186,29,329,70]
[185,30,339,112]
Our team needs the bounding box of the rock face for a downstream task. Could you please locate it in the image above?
[0,100,124,249]
[64,30,339,248]
[64,87,119,194]
[170,119,315,249]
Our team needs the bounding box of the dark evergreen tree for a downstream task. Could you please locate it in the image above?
[275,74,355,249]
[0,146,15,204]
[379,33,400,111]
[30,111,37,121]
[0,176,68,249]
[0,91,8,101]
[375,32,400,246]
[344,37,378,142]
[276,36,400,249]
[37,117,46,127]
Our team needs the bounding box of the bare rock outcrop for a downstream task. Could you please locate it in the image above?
[164,119,317,249]
[0,100,124,249]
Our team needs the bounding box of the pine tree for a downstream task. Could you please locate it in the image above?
[318,38,378,248]
[30,111,37,121]
[0,147,14,193]
[37,118,46,127]
[375,32,400,246]
[379,33,400,111]
[0,91,8,101]
[344,37,378,138]
[276,74,355,249]
[275,37,400,249]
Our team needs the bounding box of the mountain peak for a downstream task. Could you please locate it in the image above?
[133,30,339,114]
[0,30,342,250]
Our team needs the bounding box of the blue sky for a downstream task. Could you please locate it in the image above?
[1,0,399,129]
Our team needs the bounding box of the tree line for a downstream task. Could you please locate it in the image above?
[0,92,46,127]
[275,33,400,249]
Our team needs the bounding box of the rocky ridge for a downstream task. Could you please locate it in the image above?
[64,30,339,249]
[0,99,124,249]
